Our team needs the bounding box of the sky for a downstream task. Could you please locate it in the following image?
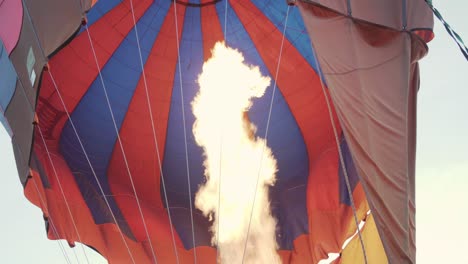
[0,2,467,263]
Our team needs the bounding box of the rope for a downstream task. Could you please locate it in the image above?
[21,5,88,262]
[83,24,158,264]
[47,70,137,264]
[71,246,81,264]
[425,0,468,60]
[31,178,73,264]
[216,1,230,261]
[127,0,180,263]
[241,5,290,263]
[36,126,90,264]
[309,34,368,264]
[216,132,223,261]
[172,1,195,263]
[224,0,228,40]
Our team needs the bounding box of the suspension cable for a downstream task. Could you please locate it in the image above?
[21,1,137,262]
[21,4,88,262]
[310,34,369,264]
[223,0,228,39]
[172,1,196,263]
[216,132,223,262]
[215,1,230,261]
[127,0,180,262]
[241,5,291,263]
[425,0,468,60]
[83,24,158,264]
[36,126,90,264]
[31,177,73,264]
[46,70,137,264]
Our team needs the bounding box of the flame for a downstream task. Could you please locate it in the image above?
[192,42,280,263]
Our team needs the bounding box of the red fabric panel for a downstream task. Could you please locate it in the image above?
[230,1,368,262]
[308,146,369,261]
[201,4,224,61]
[26,134,151,263]
[413,29,434,43]
[229,0,334,167]
[26,129,217,263]
[37,0,152,139]
[24,171,47,213]
[278,234,314,263]
[24,146,362,263]
[106,4,205,261]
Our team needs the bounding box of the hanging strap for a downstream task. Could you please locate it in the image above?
[425,0,468,61]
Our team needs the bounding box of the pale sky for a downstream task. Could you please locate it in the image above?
[0,2,467,263]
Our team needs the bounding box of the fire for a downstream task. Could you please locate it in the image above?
[192,42,280,263]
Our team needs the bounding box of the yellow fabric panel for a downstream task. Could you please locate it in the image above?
[339,214,388,264]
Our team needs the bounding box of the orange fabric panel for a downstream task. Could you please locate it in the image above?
[25,130,216,263]
[307,144,369,262]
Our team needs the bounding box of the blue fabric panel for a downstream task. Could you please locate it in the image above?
[162,1,211,249]
[339,135,361,206]
[59,1,172,239]
[251,0,319,72]
[166,208,213,251]
[78,0,122,34]
[250,1,327,84]
[0,41,17,113]
[271,185,308,249]
[0,41,17,136]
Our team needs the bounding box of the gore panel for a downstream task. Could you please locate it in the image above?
[36,0,153,141]
[107,3,191,252]
[250,0,319,72]
[200,3,223,61]
[1,1,418,262]
[219,1,310,249]
[59,1,172,238]
[83,0,122,29]
[162,1,209,248]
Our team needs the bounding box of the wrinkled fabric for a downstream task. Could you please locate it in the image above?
[298,1,432,263]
